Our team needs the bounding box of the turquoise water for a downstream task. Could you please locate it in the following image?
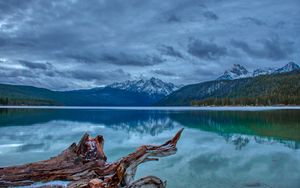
[0,108,299,188]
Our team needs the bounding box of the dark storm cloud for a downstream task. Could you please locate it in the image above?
[274,21,285,29]
[18,60,51,70]
[0,36,8,47]
[166,14,181,23]
[242,17,266,26]
[151,69,176,76]
[0,67,68,90]
[0,69,38,79]
[101,53,164,66]
[162,4,218,24]
[66,54,100,64]
[202,11,218,21]
[188,39,227,60]
[191,67,218,77]
[159,45,183,58]
[0,35,37,49]
[69,69,131,82]
[0,60,59,81]
[0,0,32,19]
[231,37,294,61]
[0,0,299,89]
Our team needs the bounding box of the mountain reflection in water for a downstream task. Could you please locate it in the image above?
[0,108,299,188]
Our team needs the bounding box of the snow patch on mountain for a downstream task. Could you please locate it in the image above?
[217,62,299,80]
[252,67,276,77]
[217,64,251,80]
[273,62,300,74]
[107,77,180,96]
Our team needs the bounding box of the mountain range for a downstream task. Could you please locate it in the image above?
[0,77,180,106]
[0,62,299,106]
[107,77,180,101]
[217,62,299,80]
[158,64,300,106]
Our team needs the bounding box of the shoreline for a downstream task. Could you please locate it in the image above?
[1,105,300,111]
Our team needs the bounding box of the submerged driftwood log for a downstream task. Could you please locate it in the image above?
[0,129,183,188]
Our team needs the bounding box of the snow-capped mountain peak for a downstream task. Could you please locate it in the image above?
[217,64,250,80]
[252,67,276,77]
[231,64,249,76]
[216,62,299,81]
[273,62,300,74]
[107,77,180,96]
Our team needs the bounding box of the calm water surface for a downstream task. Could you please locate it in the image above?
[0,108,299,188]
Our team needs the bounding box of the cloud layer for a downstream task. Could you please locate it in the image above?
[0,0,299,90]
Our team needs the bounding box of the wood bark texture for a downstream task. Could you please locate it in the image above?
[0,128,183,188]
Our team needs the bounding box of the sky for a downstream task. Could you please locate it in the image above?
[0,0,299,90]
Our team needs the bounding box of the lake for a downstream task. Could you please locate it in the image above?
[0,107,299,188]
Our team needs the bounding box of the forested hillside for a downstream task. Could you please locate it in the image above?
[0,84,155,106]
[0,84,60,105]
[158,71,300,106]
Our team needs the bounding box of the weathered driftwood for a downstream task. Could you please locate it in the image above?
[0,128,183,188]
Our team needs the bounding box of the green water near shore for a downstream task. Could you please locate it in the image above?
[0,108,299,187]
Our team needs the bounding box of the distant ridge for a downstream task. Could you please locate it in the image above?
[0,63,299,106]
[217,64,251,80]
[273,62,300,74]
[0,77,180,106]
[217,62,300,80]
[158,69,300,106]
[107,77,180,100]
